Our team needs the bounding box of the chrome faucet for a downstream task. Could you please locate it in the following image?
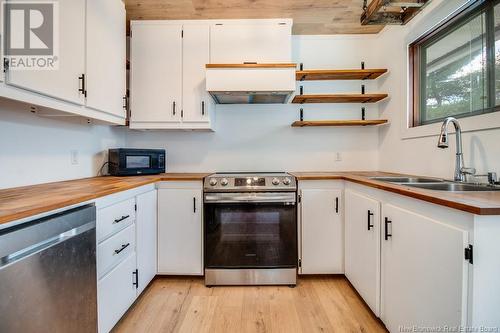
[437,117,475,182]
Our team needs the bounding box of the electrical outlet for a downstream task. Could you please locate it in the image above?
[70,150,79,165]
[335,152,342,162]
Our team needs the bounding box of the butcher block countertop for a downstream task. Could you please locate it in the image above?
[291,171,500,216]
[2,171,500,226]
[0,173,211,225]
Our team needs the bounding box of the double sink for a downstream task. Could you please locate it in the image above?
[370,176,500,192]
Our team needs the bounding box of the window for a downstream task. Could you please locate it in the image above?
[409,0,500,127]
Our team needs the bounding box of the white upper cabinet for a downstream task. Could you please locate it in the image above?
[5,0,86,105]
[345,189,381,316]
[182,24,214,126]
[299,183,344,274]
[130,23,183,126]
[86,0,126,118]
[129,21,215,130]
[1,0,126,125]
[381,204,469,332]
[210,20,292,63]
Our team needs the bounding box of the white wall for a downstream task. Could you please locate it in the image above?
[378,0,500,179]
[126,35,383,173]
[0,99,126,189]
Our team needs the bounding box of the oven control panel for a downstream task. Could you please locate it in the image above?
[204,173,297,192]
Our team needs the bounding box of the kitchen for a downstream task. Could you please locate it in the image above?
[1,0,500,332]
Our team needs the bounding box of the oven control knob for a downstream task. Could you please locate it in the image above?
[272,177,280,185]
[220,178,229,186]
[209,178,218,186]
[283,177,292,185]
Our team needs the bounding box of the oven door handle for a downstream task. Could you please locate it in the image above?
[204,193,296,204]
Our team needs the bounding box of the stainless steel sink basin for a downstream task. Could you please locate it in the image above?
[404,182,500,192]
[370,176,444,183]
[370,176,500,192]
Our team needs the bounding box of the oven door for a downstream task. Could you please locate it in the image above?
[204,192,297,269]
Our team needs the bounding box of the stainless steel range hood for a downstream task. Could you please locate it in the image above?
[206,64,296,104]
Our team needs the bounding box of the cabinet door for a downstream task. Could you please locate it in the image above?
[157,188,202,275]
[300,188,343,274]
[86,0,126,118]
[136,190,157,295]
[98,252,137,333]
[210,22,291,63]
[130,23,182,123]
[182,24,211,124]
[345,189,381,316]
[6,0,85,105]
[381,204,469,332]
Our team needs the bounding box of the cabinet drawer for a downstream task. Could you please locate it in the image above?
[97,198,135,242]
[98,252,137,333]
[98,224,136,279]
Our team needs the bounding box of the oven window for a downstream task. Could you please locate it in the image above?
[204,203,297,268]
[125,155,150,169]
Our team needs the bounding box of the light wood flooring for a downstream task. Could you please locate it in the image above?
[113,276,387,333]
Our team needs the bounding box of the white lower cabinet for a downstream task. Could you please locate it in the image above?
[96,186,157,332]
[381,204,469,332]
[345,189,381,316]
[157,182,203,275]
[98,252,137,333]
[136,190,158,295]
[299,181,344,274]
[343,183,473,331]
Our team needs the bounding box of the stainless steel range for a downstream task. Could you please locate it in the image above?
[203,172,297,286]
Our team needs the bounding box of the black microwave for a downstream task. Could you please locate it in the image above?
[108,148,166,176]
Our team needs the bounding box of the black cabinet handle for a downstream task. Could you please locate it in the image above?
[114,242,130,255]
[193,197,196,213]
[335,197,339,213]
[384,217,392,240]
[172,101,176,116]
[201,101,205,116]
[78,74,86,97]
[113,215,130,224]
[132,269,138,289]
[368,210,374,230]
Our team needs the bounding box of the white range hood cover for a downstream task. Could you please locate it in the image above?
[206,64,296,104]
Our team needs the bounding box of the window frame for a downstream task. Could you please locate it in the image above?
[409,0,500,127]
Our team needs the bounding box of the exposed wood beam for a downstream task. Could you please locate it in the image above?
[361,0,431,26]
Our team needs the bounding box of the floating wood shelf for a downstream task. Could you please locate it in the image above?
[292,93,388,104]
[206,63,297,68]
[296,69,387,81]
[291,120,388,127]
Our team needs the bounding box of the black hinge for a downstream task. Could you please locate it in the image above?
[464,244,473,264]
[134,204,137,211]
[298,259,302,268]
[3,58,9,72]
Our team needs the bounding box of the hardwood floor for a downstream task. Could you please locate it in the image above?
[113,276,387,333]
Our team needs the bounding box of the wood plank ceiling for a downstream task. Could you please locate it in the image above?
[124,0,385,35]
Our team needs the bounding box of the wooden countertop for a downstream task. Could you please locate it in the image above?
[291,172,500,216]
[2,171,500,226]
[0,173,211,225]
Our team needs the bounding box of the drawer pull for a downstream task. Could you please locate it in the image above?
[114,243,130,255]
[113,215,130,224]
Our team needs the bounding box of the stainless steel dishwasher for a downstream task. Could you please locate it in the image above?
[0,204,97,333]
